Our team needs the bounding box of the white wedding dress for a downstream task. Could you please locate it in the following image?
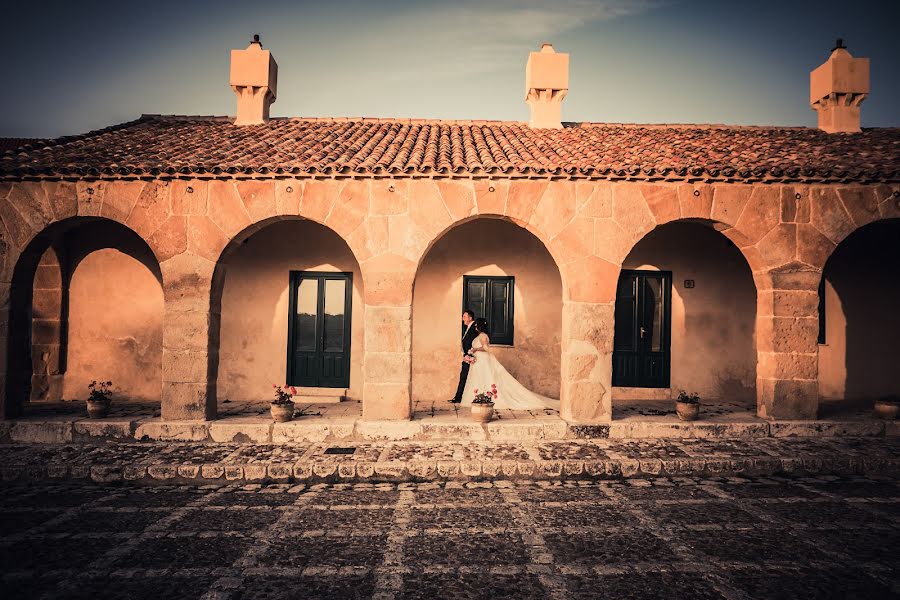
[460,336,560,410]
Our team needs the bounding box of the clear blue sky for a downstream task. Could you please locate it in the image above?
[2,0,898,138]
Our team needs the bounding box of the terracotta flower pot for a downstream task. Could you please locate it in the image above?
[86,399,110,419]
[874,399,900,420]
[471,402,495,423]
[675,401,700,421]
[271,402,295,423]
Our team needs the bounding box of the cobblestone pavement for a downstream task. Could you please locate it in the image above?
[2,437,899,484]
[1,475,898,599]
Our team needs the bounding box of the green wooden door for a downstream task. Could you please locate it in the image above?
[287,272,352,388]
[612,270,672,388]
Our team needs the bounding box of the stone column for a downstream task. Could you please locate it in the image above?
[362,305,412,420]
[361,254,415,421]
[30,247,65,402]
[0,279,12,419]
[756,270,821,420]
[560,300,614,423]
[160,253,218,421]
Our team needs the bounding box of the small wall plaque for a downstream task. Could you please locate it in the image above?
[684,279,695,289]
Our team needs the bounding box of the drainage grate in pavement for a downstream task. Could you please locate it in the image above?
[324,447,357,455]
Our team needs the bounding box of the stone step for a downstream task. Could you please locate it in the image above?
[292,387,346,404]
[1,438,898,485]
[0,417,896,445]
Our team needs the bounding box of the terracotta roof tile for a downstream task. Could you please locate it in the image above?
[0,138,46,154]
[1,115,898,183]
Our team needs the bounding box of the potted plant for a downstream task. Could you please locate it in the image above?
[271,385,297,422]
[675,390,701,421]
[86,380,113,419]
[874,395,900,420]
[471,384,498,423]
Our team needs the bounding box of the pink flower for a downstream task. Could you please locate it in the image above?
[474,389,479,393]
[289,386,297,395]
[272,384,277,389]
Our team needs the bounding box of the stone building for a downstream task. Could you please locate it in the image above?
[0,38,898,424]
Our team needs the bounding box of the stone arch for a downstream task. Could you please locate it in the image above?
[3,215,163,418]
[411,215,565,408]
[612,219,758,405]
[409,180,578,301]
[208,215,366,410]
[818,217,900,406]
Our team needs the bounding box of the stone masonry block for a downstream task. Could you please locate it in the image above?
[364,352,411,384]
[161,350,209,383]
[364,306,411,353]
[757,351,818,380]
[163,311,219,352]
[712,184,753,226]
[160,382,214,421]
[505,180,548,224]
[772,290,819,318]
[362,382,411,420]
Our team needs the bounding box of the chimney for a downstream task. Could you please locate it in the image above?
[810,39,869,133]
[525,43,569,129]
[230,34,278,126]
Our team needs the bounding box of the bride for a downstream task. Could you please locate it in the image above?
[460,318,560,410]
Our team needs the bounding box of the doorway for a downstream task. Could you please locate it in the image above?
[612,270,672,388]
[287,271,353,388]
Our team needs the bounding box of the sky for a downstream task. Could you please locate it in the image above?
[2,0,898,138]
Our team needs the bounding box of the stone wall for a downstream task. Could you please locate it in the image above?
[0,178,897,422]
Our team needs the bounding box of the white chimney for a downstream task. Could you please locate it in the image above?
[230,34,278,126]
[810,39,869,133]
[525,43,569,129]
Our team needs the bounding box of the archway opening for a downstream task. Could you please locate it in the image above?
[612,220,757,417]
[818,218,900,414]
[412,217,563,416]
[6,217,163,418]
[211,218,364,412]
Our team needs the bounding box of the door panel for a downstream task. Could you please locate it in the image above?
[288,272,353,388]
[612,270,671,388]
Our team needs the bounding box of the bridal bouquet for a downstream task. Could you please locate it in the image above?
[472,384,498,404]
[463,354,477,365]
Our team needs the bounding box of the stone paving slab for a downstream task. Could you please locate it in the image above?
[1,475,899,599]
[1,437,899,486]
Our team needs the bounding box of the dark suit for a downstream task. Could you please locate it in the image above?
[453,323,480,402]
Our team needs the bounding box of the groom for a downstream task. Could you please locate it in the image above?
[450,309,479,403]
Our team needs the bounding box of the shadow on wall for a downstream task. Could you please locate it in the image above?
[620,221,757,402]
[61,220,164,402]
[412,218,562,402]
[820,218,900,401]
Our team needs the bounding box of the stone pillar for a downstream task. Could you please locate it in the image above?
[160,253,218,421]
[756,270,821,420]
[362,305,412,420]
[0,281,11,419]
[560,301,614,423]
[361,253,415,421]
[30,247,65,402]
